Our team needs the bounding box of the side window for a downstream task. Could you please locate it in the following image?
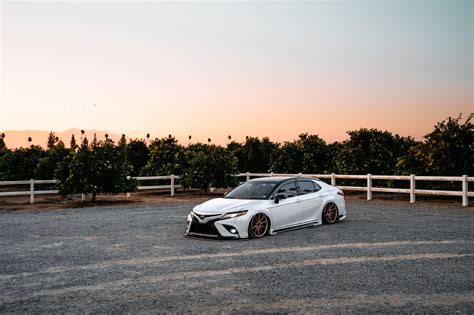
[297,180,320,195]
[276,181,298,199]
[313,182,321,191]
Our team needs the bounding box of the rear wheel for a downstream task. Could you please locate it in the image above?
[322,202,338,224]
[248,213,269,238]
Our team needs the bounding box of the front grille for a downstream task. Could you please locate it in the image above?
[189,222,219,236]
[192,213,220,222]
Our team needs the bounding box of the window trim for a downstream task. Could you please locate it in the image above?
[296,179,321,195]
[271,179,298,200]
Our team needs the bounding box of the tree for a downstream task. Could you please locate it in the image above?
[0,146,46,180]
[397,113,473,176]
[55,137,136,201]
[27,137,32,146]
[181,144,238,193]
[0,133,6,152]
[126,138,150,176]
[270,141,303,173]
[140,135,185,176]
[336,128,414,175]
[230,136,278,173]
[70,134,78,150]
[35,140,69,179]
[47,132,58,150]
[118,134,127,147]
[92,133,98,146]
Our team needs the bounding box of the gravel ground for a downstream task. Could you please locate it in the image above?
[0,197,473,314]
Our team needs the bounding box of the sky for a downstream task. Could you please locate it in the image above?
[1,0,472,145]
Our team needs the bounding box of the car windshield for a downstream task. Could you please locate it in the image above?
[225,181,277,200]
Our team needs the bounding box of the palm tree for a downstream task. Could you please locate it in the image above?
[27,137,32,146]
[207,138,211,143]
[80,129,85,141]
[146,133,150,144]
[1,133,5,139]
[105,133,109,140]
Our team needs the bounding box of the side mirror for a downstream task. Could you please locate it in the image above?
[274,194,286,204]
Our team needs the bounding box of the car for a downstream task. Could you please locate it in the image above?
[185,176,346,239]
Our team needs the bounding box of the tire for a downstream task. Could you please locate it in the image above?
[322,202,338,224]
[248,213,269,239]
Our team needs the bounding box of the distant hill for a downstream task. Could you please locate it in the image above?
[0,129,123,149]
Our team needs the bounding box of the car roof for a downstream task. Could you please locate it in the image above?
[249,176,320,184]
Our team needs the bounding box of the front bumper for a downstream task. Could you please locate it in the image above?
[185,212,247,239]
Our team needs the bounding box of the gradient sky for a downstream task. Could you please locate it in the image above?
[1,0,472,145]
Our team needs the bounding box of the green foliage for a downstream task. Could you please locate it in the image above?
[0,133,7,152]
[118,134,127,147]
[271,133,331,174]
[55,138,136,201]
[182,144,238,193]
[34,141,69,179]
[336,128,414,175]
[126,139,150,176]
[70,134,78,151]
[47,131,57,150]
[397,113,473,176]
[0,146,47,180]
[228,137,278,173]
[140,135,185,176]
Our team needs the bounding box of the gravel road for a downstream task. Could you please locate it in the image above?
[0,198,473,314]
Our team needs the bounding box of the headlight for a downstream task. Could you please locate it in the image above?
[221,210,248,220]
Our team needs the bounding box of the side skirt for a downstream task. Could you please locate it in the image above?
[272,220,320,233]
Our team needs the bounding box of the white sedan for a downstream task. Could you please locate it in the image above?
[186,176,346,239]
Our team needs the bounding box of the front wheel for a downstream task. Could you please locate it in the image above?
[322,202,338,224]
[248,213,269,239]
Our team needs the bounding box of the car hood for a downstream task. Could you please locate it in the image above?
[193,198,264,214]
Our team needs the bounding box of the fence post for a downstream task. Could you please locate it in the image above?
[271,172,274,177]
[367,174,372,201]
[246,172,250,182]
[410,174,415,203]
[331,173,336,186]
[462,175,468,207]
[81,193,85,202]
[126,176,131,198]
[30,179,34,204]
[297,172,302,177]
[170,175,175,197]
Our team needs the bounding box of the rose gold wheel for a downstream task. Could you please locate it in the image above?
[323,203,338,224]
[249,213,269,239]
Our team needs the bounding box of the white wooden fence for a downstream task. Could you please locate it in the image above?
[237,172,473,207]
[0,176,181,204]
[0,173,472,206]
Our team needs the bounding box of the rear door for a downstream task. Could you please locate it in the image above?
[296,180,324,223]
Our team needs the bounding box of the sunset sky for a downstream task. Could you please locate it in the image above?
[1,1,472,145]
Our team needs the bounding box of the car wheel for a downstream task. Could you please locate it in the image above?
[248,213,269,239]
[322,202,338,224]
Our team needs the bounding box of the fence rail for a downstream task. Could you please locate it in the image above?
[126,175,181,197]
[0,176,181,204]
[0,173,472,206]
[236,172,473,206]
